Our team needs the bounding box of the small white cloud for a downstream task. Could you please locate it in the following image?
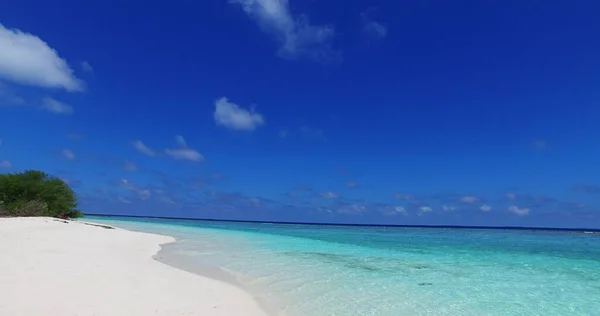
[175,135,188,148]
[442,205,457,211]
[159,195,176,204]
[337,204,366,214]
[460,195,479,203]
[118,197,132,204]
[123,161,138,172]
[214,97,264,131]
[164,136,204,162]
[364,21,387,39]
[132,140,156,156]
[0,24,83,91]
[138,189,151,200]
[320,191,339,199]
[81,61,93,73]
[231,0,339,62]
[346,181,359,189]
[506,192,516,200]
[394,193,414,200]
[533,140,549,149]
[118,179,151,200]
[361,9,387,40]
[508,205,530,216]
[480,204,492,212]
[62,149,75,160]
[0,83,25,106]
[164,148,204,162]
[419,206,433,213]
[67,133,83,141]
[395,206,407,215]
[41,97,73,115]
[0,160,12,168]
[299,126,327,141]
[286,192,299,199]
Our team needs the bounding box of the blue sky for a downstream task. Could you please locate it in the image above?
[1,0,599,228]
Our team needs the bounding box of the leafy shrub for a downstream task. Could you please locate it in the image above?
[7,200,48,217]
[0,170,83,218]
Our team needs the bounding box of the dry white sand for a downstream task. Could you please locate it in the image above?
[0,217,269,316]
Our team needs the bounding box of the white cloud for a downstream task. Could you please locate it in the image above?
[320,191,339,199]
[346,181,359,188]
[442,205,457,211]
[0,160,12,168]
[118,179,151,200]
[299,126,327,141]
[480,204,492,212]
[419,206,433,213]
[62,149,75,160]
[164,135,204,162]
[41,97,73,115]
[508,205,530,216]
[164,148,204,162]
[460,195,479,203]
[175,135,188,148]
[364,21,387,39]
[0,24,83,91]
[230,0,339,62]
[394,193,414,200]
[132,140,156,156]
[118,196,132,204]
[0,83,25,106]
[67,133,83,141]
[395,206,407,215]
[533,140,549,149]
[337,204,366,214]
[123,161,138,172]
[361,9,387,40]
[81,61,93,73]
[138,189,151,200]
[506,192,516,200]
[159,195,176,204]
[214,97,264,131]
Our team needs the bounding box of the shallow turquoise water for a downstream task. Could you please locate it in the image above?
[85,216,600,316]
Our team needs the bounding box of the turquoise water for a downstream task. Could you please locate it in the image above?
[85,216,600,316]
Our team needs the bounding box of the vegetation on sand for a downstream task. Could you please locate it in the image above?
[0,170,83,218]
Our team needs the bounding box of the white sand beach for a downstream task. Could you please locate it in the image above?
[0,217,269,316]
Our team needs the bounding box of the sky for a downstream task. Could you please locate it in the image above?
[1,0,600,228]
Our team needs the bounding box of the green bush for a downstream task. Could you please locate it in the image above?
[0,170,83,218]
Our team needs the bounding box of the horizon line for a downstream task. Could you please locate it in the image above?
[84,213,600,233]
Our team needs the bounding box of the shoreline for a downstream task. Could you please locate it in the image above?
[0,217,271,316]
[80,219,288,316]
[80,218,289,316]
[78,218,287,315]
[154,240,288,316]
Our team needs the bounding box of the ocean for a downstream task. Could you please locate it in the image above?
[84,216,600,316]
